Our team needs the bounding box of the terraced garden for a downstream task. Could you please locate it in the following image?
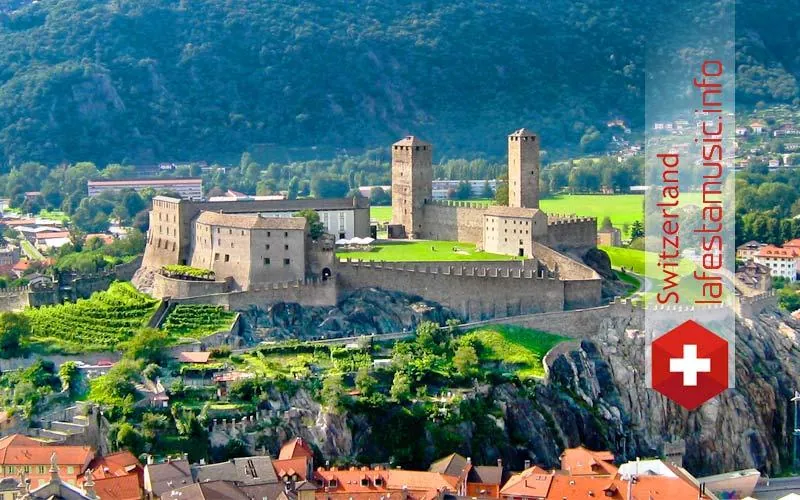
[26,282,159,353]
[461,325,566,379]
[161,304,237,340]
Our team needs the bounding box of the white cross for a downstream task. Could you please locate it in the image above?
[669,344,711,386]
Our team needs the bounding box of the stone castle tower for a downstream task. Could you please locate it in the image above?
[508,128,540,208]
[391,136,432,238]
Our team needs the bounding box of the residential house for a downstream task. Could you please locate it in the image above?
[559,447,617,476]
[737,241,765,261]
[773,124,800,137]
[753,245,798,281]
[82,451,144,500]
[158,480,249,499]
[192,456,283,500]
[143,458,192,499]
[18,455,97,500]
[428,453,506,498]
[0,477,21,500]
[0,435,94,489]
[274,437,314,484]
[314,466,459,500]
[750,120,766,134]
[736,260,773,293]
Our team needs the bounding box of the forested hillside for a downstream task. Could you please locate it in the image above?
[0,0,797,168]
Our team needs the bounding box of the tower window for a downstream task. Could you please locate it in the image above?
[264,258,270,265]
[224,255,230,262]
[284,258,290,266]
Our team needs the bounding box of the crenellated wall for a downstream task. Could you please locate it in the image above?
[418,201,487,243]
[335,259,567,321]
[168,277,337,309]
[546,215,597,251]
[151,273,230,299]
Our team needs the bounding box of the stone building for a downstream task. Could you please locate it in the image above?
[390,129,596,256]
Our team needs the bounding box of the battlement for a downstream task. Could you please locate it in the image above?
[338,258,558,280]
[547,214,597,225]
[425,199,492,209]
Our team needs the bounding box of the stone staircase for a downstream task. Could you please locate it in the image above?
[29,403,94,445]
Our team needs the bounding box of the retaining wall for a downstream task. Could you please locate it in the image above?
[169,278,337,309]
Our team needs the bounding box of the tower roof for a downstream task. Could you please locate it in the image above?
[393,136,431,147]
[509,128,536,137]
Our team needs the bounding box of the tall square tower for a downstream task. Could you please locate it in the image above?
[508,128,540,208]
[391,136,432,238]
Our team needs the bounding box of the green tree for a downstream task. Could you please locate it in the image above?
[58,361,79,392]
[600,216,613,231]
[0,312,29,357]
[293,209,325,240]
[122,328,169,364]
[495,177,509,206]
[355,366,377,396]
[287,176,300,200]
[115,423,144,455]
[630,220,644,239]
[321,372,345,411]
[390,371,412,402]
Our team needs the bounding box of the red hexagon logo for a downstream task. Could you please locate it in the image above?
[651,320,729,410]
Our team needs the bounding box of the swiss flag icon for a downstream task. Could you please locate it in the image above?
[651,320,729,410]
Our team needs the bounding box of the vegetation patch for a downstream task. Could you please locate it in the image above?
[462,325,566,379]
[25,282,159,353]
[161,305,237,340]
[161,265,215,280]
[336,240,516,262]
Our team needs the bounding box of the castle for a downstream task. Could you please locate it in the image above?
[388,129,597,254]
[137,130,604,319]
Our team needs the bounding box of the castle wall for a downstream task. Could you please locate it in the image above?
[152,273,229,299]
[546,216,598,251]
[336,260,565,321]
[530,242,602,309]
[418,202,486,243]
[0,286,31,312]
[169,278,337,309]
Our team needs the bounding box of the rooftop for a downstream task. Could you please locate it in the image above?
[485,205,543,218]
[393,136,432,147]
[88,177,202,186]
[195,211,308,231]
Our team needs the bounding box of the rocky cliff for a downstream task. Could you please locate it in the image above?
[244,305,798,477]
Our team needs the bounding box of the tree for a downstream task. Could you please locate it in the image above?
[600,216,613,231]
[287,176,300,200]
[390,371,412,402]
[630,220,644,239]
[482,181,494,199]
[0,312,28,357]
[122,328,169,364]
[355,367,377,396]
[495,177,509,206]
[58,361,79,392]
[455,181,472,200]
[453,344,479,378]
[369,187,391,206]
[293,209,325,240]
[321,372,345,411]
[311,174,349,199]
[115,423,144,455]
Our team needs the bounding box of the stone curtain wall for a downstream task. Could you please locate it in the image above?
[419,201,487,243]
[151,273,230,299]
[0,286,32,312]
[546,216,597,250]
[530,242,602,309]
[336,260,565,321]
[169,277,337,309]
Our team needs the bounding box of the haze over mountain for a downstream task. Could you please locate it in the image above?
[0,0,797,168]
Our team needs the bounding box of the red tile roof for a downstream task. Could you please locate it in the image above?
[91,473,142,500]
[784,238,800,248]
[560,447,617,476]
[0,434,94,471]
[177,351,212,363]
[499,466,553,498]
[756,245,797,258]
[314,467,459,500]
[279,437,313,460]
[273,457,310,480]
[87,451,143,479]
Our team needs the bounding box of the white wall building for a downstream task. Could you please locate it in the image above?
[753,245,797,281]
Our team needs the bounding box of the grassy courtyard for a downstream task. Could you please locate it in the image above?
[462,325,566,379]
[336,239,517,262]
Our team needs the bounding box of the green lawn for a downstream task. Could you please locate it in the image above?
[20,240,45,261]
[600,246,694,276]
[462,325,567,379]
[370,206,392,223]
[336,240,517,262]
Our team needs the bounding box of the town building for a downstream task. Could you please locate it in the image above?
[753,245,798,281]
[736,259,773,292]
[143,457,192,498]
[430,179,497,200]
[87,178,204,201]
[597,226,622,247]
[736,240,765,261]
[0,435,93,489]
[428,453,506,498]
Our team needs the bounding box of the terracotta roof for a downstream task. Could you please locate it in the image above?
[784,238,800,248]
[314,467,458,499]
[85,233,115,245]
[35,231,71,240]
[279,438,314,460]
[0,434,94,469]
[12,260,30,271]
[508,128,537,137]
[92,473,142,500]
[88,178,202,187]
[196,211,307,231]
[755,245,797,258]
[499,466,552,497]
[273,457,311,480]
[177,351,212,364]
[87,451,143,479]
[393,136,432,147]
[485,206,543,218]
[560,447,617,476]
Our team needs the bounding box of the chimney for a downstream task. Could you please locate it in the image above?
[146,454,154,465]
[466,457,471,464]
[497,459,503,469]
[524,460,531,470]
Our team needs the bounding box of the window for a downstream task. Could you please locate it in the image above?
[284,244,289,250]
[241,230,245,236]
[264,258,270,265]
[329,480,338,488]
[229,229,232,234]
[375,478,384,487]
[67,466,74,474]
[284,258,290,266]
[267,231,271,237]
[214,253,219,261]
[38,465,45,474]
[284,231,288,237]
[361,478,369,487]
[217,239,221,246]
[266,244,270,250]
[23,466,30,473]
[224,255,230,262]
